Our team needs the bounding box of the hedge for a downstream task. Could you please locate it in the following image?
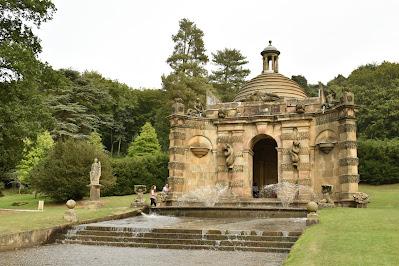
[358,138,399,184]
[109,153,168,195]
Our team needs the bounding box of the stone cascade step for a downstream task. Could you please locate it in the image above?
[59,225,302,253]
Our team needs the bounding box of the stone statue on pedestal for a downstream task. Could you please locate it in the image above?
[88,158,103,201]
[90,158,101,185]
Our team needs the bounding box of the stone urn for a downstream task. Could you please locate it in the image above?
[190,147,210,158]
[188,136,212,158]
[306,201,319,226]
[317,142,336,154]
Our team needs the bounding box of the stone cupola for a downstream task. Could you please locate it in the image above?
[234,41,307,101]
[261,40,280,73]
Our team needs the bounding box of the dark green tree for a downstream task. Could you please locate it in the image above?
[291,75,318,97]
[30,139,115,202]
[47,69,114,140]
[166,18,208,78]
[210,48,250,102]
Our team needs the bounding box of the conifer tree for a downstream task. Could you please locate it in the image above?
[128,122,161,157]
[210,48,250,102]
[166,18,208,78]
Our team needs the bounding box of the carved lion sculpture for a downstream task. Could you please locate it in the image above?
[223,144,235,169]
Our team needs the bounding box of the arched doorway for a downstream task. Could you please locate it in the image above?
[252,136,278,195]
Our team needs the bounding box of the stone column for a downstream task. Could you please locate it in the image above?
[337,93,358,204]
[275,56,279,73]
[272,55,276,72]
[167,116,187,203]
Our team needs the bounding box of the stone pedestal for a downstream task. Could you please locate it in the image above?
[64,209,78,222]
[87,184,103,201]
[64,199,78,222]
[306,201,319,226]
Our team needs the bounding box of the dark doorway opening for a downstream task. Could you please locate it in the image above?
[253,137,278,197]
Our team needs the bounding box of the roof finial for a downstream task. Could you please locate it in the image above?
[269,40,272,45]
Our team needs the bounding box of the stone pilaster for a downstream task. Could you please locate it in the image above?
[167,115,187,201]
[337,99,358,201]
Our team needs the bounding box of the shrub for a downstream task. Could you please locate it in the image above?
[358,138,399,184]
[30,139,115,202]
[109,153,168,196]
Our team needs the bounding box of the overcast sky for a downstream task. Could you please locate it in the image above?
[37,0,399,89]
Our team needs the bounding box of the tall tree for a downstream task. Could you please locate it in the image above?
[166,18,208,78]
[0,1,56,179]
[0,0,56,82]
[210,48,250,102]
[162,18,212,117]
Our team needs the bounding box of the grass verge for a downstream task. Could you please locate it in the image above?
[0,191,149,235]
[284,184,399,266]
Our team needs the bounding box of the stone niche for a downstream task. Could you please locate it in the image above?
[188,135,212,158]
[316,129,338,154]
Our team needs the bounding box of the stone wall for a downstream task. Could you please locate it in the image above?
[168,93,359,204]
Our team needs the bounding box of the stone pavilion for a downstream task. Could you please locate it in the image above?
[167,41,359,207]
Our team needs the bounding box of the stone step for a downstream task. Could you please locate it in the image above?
[61,239,291,253]
[75,230,299,242]
[64,234,294,248]
[80,226,302,237]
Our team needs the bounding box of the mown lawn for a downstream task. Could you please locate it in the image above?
[285,184,399,266]
[0,191,149,235]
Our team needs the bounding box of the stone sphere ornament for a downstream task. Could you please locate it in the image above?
[66,199,76,209]
[307,201,318,213]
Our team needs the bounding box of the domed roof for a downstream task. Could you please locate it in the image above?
[261,41,280,55]
[234,72,307,101]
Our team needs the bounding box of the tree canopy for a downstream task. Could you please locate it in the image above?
[328,62,399,139]
[0,0,56,81]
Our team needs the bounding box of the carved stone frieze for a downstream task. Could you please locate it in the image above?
[171,131,186,140]
[217,135,243,143]
[316,112,339,125]
[168,161,185,170]
[338,124,356,133]
[339,174,359,184]
[184,120,214,130]
[339,141,357,149]
[339,157,359,166]
[281,147,309,155]
[217,151,243,158]
[169,146,186,155]
[281,131,310,140]
[168,176,185,185]
[281,163,311,171]
[217,165,244,172]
